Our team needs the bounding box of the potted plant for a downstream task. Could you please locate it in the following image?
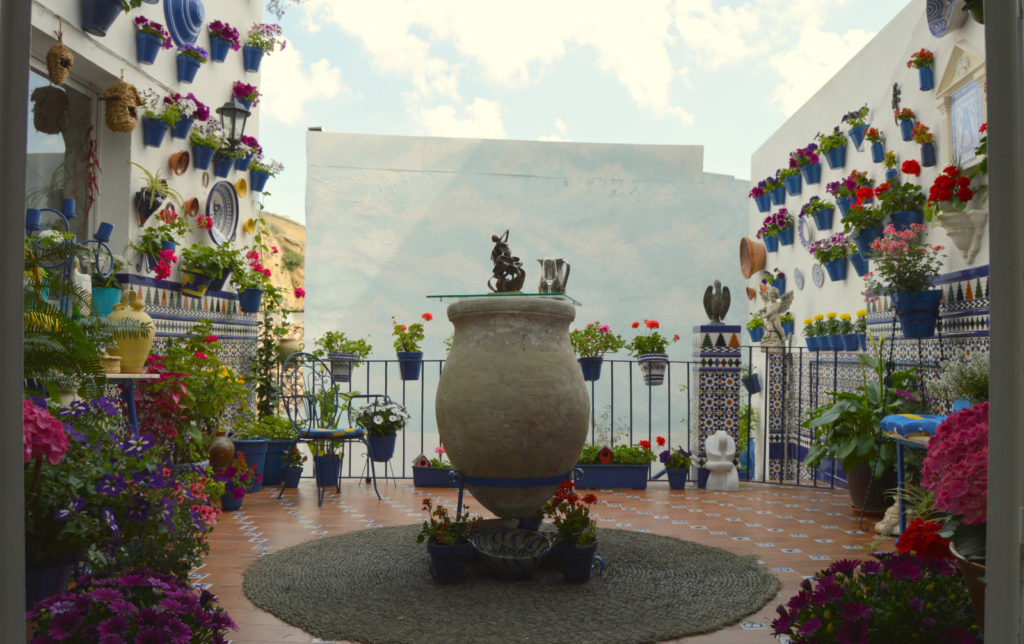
[802,317,818,351]
[763,171,785,206]
[232,414,295,486]
[81,0,143,38]
[176,43,209,84]
[309,439,344,492]
[282,444,307,488]
[854,309,868,350]
[925,163,982,220]
[188,120,226,171]
[127,222,180,279]
[842,105,870,150]
[658,442,692,490]
[208,20,242,62]
[129,161,184,226]
[740,364,761,395]
[816,126,848,169]
[779,164,802,197]
[232,80,260,111]
[179,244,231,298]
[802,335,914,511]
[837,313,858,351]
[809,231,855,282]
[746,312,765,343]
[907,47,935,91]
[412,446,459,487]
[625,319,678,386]
[894,106,917,141]
[841,202,887,257]
[167,92,210,139]
[758,208,794,251]
[790,142,821,184]
[229,248,271,311]
[780,312,794,337]
[132,16,172,65]
[883,150,900,182]
[875,175,926,231]
[312,331,373,383]
[864,126,885,163]
[749,179,771,213]
[771,553,978,641]
[821,312,842,351]
[242,23,286,73]
[541,480,600,581]
[138,89,181,148]
[392,312,433,380]
[235,135,262,171]
[90,256,123,317]
[736,404,758,480]
[925,350,989,408]
[863,224,945,339]
[760,267,786,295]
[569,321,626,381]
[911,121,937,167]
[575,442,656,489]
[215,450,261,511]
[248,155,284,192]
[354,399,409,462]
[416,498,482,584]
[799,195,835,231]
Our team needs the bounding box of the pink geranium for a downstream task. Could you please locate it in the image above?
[23,399,69,465]
[921,402,988,524]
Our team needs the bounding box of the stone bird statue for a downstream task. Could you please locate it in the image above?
[703,280,731,324]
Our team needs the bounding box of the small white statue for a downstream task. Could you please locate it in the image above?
[757,287,794,349]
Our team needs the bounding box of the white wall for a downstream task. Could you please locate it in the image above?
[304,132,748,360]
[749,3,987,326]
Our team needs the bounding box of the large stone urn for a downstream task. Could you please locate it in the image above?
[436,296,590,518]
[107,290,156,373]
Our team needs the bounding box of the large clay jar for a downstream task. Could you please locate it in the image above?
[107,290,155,373]
[209,431,235,472]
[436,296,590,519]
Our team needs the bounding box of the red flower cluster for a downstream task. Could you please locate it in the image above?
[896,518,953,559]
[195,215,213,230]
[927,165,973,205]
[855,186,875,205]
[154,248,177,280]
[901,159,921,176]
[244,249,272,278]
[639,439,651,450]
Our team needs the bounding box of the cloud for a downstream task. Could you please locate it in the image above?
[672,0,767,69]
[409,96,507,139]
[261,44,347,125]
[767,27,875,115]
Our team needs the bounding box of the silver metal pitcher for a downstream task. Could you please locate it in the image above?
[537,258,570,293]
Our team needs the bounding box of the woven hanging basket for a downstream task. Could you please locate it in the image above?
[46,40,74,86]
[100,78,143,133]
[30,86,69,135]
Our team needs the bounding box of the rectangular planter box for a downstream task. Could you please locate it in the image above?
[574,464,649,490]
[412,466,459,488]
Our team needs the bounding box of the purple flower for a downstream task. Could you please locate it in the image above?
[121,433,155,456]
[97,615,129,638]
[91,397,120,417]
[886,556,923,581]
[840,601,872,621]
[770,605,793,635]
[54,497,85,520]
[101,507,120,536]
[659,449,670,464]
[97,474,126,495]
[812,575,844,604]
[798,617,823,637]
[908,596,925,611]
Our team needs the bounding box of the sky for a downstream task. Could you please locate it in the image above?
[256,0,911,225]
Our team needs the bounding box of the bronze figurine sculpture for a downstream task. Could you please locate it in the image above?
[703,280,731,324]
[488,230,526,292]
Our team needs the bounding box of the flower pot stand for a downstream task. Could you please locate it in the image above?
[574,464,649,490]
[412,466,459,488]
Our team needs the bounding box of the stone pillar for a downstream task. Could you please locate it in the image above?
[692,325,742,474]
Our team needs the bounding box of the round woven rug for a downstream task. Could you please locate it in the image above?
[243,525,779,643]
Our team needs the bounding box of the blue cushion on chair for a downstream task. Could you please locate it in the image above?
[880,414,946,438]
[301,427,366,440]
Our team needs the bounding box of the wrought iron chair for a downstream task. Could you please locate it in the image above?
[278,352,384,505]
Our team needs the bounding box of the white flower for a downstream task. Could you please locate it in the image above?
[388,415,398,422]
[373,415,383,425]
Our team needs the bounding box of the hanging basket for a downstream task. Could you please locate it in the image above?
[30,86,68,135]
[99,78,143,133]
[46,37,74,86]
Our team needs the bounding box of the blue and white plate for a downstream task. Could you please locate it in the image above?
[207,181,238,246]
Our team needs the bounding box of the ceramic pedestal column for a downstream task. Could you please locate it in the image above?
[692,325,742,485]
[436,296,589,518]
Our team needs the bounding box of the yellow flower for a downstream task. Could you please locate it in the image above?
[236,377,245,384]
[840,313,851,320]
[814,314,824,321]
[803,318,813,325]
[856,309,867,317]
[827,312,837,319]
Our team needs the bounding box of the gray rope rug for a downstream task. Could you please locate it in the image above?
[243,525,779,643]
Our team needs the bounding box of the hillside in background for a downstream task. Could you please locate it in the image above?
[261,212,306,340]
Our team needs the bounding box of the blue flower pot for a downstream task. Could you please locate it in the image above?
[763,234,779,253]
[242,45,264,72]
[742,373,761,394]
[842,334,860,351]
[812,208,835,231]
[261,439,295,486]
[753,193,770,212]
[778,226,795,246]
[850,252,870,277]
[770,185,786,205]
[207,268,231,293]
[574,464,649,490]
[773,277,787,294]
[236,96,253,111]
[825,145,847,170]
[800,161,822,184]
[397,351,423,381]
[209,35,231,62]
[870,141,885,163]
[176,55,201,83]
[192,144,215,170]
[427,541,475,584]
[806,336,819,352]
[412,466,459,488]
[250,169,270,192]
[854,226,884,256]
[849,124,868,151]
[899,119,915,141]
[212,154,234,178]
[171,116,194,139]
[180,267,213,298]
[367,434,397,462]
[232,438,269,493]
[919,65,934,91]
[921,142,937,167]
[885,168,899,182]
[578,356,603,382]
[782,320,794,337]
[220,491,243,512]
[81,0,123,37]
[238,288,264,313]
[235,152,253,171]
[313,454,341,488]
[666,467,688,490]
[783,173,802,196]
[141,117,169,148]
[892,290,942,339]
[91,287,122,317]
[145,240,176,272]
[824,257,848,282]
[283,466,302,488]
[135,32,162,65]
[858,333,867,351]
[891,209,924,232]
[836,195,855,218]
[747,326,764,342]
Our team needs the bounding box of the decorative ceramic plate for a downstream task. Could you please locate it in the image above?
[793,267,805,291]
[470,527,551,576]
[798,215,812,249]
[165,0,204,47]
[812,264,825,288]
[926,0,968,37]
[207,181,238,246]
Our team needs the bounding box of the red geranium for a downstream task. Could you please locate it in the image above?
[901,159,921,176]
[896,518,953,559]
[855,186,874,205]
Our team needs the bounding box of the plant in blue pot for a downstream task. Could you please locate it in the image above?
[779,312,794,338]
[659,444,692,490]
[816,126,848,170]
[355,399,409,463]
[230,252,271,311]
[232,80,260,112]
[417,498,483,584]
[790,142,821,184]
[235,134,261,171]
[864,126,885,163]
[208,20,242,63]
[392,312,433,381]
[570,321,626,382]
[757,208,794,249]
[188,119,225,171]
[779,164,802,197]
[895,107,917,141]
[176,44,209,84]
[215,450,261,511]
[842,105,870,150]
[746,313,765,343]
[876,168,926,231]
[167,92,209,139]
[863,223,946,339]
[800,195,835,232]
[242,23,286,73]
[912,121,937,167]
[855,309,868,351]
[138,88,182,148]
[760,267,786,295]
[883,150,900,182]
[542,480,601,582]
[841,201,887,257]
[763,171,786,206]
[907,48,935,91]
[802,317,818,351]
[749,179,771,213]
[133,15,173,65]
[249,155,283,192]
[810,231,855,283]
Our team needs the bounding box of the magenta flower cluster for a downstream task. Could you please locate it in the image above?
[209,20,241,50]
[789,142,819,168]
[808,232,854,263]
[921,402,988,525]
[134,16,173,49]
[756,209,793,239]
[164,92,210,121]
[232,81,260,105]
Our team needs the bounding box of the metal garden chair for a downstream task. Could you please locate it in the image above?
[278,352,384,505]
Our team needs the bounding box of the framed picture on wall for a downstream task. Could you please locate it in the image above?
[949,80,983,167]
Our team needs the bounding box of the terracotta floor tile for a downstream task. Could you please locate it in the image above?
[205,480,879,643]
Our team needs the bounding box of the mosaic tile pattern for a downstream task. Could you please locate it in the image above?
[696,366,741,451]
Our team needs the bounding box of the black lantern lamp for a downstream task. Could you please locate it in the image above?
[215,99,251,152]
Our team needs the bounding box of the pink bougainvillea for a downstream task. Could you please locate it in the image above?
[921,402,988,525]
[23,399,69,465]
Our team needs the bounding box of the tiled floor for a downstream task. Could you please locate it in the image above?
[203,479,883,643]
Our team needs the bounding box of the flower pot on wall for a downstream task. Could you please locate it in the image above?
[773,277,787,294]
[892,290,942,339]
[782,320,794,337]
[890,209,924,231]
[739,236,767,279]
[919,65,934,91]
[242,45,264,72]
[769,186,786,206]
[841,334,860,351]
[782,173,802,196]
[778,226,795,246]
[747,327,764,343]
[212,154,234,178]
[238,288,263,312]
[135,32,162,65]
[800,161,821,184]
[141,117,169,148]
[206,268,230,292]
[192,144,215,170]
[870,141,885,163]
[742,373,761,394]
[849,252,870,277]
[823,257,848,282]
[836,195,855,218]
[638,353,668,386]
[180,267,213,298]
[171,116,194,139]
[811,208,835,231]
[920,142,937,167]
[849,124,868,150]
[81,0,123,37]
[824,146,846,170]
[234,152,253,171]
[250,169,270,192]
[763,234,779,253]
[209,36,231,62]
[578,356,603,382]
[176,55,201,83]
[853,226,884,256]
[899,119,915,141]
[753,194,770,212]
[885,168,899,182]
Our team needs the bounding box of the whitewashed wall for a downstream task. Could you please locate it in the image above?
[305,132,748,361]
[749,2,987,326]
